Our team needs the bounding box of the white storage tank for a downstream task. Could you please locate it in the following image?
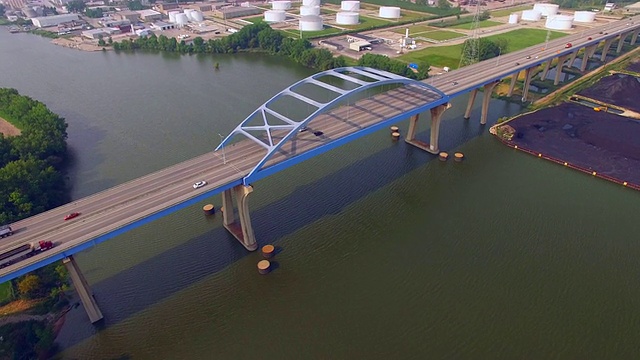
[336,12,359,25]
[533,3,559,17]
[300,5,320,16]
[302,0,320,7]
[264,10,286,22]
[521,10,542,21]
[379,6,401,19]
[272,1,291,10]
[299,15,323,31]
[508,13,518,24]
[184,9,196,21]
[545,15,573,30]
[175,13,189,26]
[168,11,180,23]
[341,1,360,11]
[191,10,204,22]
[574,11,596,22]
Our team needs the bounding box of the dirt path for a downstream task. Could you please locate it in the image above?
[0,116,21,137]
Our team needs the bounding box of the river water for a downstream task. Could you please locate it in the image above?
[1,31,640,359]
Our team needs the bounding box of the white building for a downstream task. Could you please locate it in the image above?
[31,14,79,27]
[604,2,616,11]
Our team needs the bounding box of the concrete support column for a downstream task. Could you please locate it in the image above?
[222,185,257,251]
[63,256,103,324]
[507,71,519,97]
[581,45,597,72]
[221,188,234,226]
[600,38,614,62]
[554,54,568,86]
[405,103,450,154]
[405,114,419,142]
[463,89,478,120]
[617,32,630,53]
[567,50,579,68]
[539,61,552,80]
[631,29,640,45]
[521,67,534,102]
[480,81,499,125]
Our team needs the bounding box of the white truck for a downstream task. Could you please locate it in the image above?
[0,225,13,238]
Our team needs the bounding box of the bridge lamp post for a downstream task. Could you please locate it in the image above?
[218,133,227,164]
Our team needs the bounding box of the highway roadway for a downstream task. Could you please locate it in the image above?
[1,15,639,282]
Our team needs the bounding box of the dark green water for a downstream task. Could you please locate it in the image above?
[1,31,639,359]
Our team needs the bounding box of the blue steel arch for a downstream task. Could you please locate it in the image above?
[216,66,447,183]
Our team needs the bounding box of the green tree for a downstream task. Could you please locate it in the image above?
[17,274,43,299]
[127,0,144,10]
[65,0,86,13]
[0,4,5,16]
[437,0,451,9]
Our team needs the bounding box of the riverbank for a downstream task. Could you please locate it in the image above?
[51,37,107,52]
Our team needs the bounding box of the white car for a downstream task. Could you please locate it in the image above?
[193,181,207,189]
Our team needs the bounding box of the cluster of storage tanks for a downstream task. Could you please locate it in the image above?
[168,9,204,26]
[517,3,596,31]
[379,6,401,19]
[336,1,359,25]
[299,0,323,31]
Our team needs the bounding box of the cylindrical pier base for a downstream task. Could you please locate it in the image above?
[262,244,275,259]
[390,126,399,133]
[203,204,215,215]
[439,152,449,161]
[454,152,465,162]
[391,132,400,141]
[257,260,271,274]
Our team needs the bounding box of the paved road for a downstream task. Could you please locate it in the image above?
[1,16,638,281]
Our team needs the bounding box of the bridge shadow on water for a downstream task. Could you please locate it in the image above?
[57,99,524,349]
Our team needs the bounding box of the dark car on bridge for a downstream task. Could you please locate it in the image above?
[565,43,572,48]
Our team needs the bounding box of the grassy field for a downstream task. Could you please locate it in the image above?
[392,25,434,35]
[490,5,532,17]
[340,15,392,30]
[421,30,465,41]
[450,20,502,30]
[0,282,14,304]
[282,26,342,39]
[398,28,567,69]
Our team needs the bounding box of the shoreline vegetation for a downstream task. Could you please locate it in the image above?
[0,88,71,359]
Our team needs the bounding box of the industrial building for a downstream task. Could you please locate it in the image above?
[31,14,80,27]
[82,28,110,39]
[349,40,371,51]
[155,3,179,13]
[138,9,163,22]
[213,7,262,19]
[118,10,140,23]
[151,21,176,31]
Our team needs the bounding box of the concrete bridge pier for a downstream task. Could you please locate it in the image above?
[507,71,519,97]
[539,61,552,80]
[617,32,630,53]
[221,185,257,251]
[463,89,478,120]
[581,45,597,72]
[480,81,499,125]
[63,256,103,324]
[567,50,579,68]
[521,67,534,102]
[554,54,569,86]
[405,103,450,154]
[600,38,615,62]
[631,29,640,45]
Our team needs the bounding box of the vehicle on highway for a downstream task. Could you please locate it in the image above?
[0,225,13,238]
[299,127,308,133]
[0,241,54,268]
[515,62,520,66]
[64,212,80,221]
[193,181,207,189]
[565,43,572,48]
[526,56,531,59]
[452,81,458,85]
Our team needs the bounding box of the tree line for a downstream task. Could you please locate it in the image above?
[112,22,430,80]
[0,88,69,225]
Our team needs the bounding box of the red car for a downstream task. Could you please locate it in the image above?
[565,43,572,48]
[587,37,592,40]
[64,212,80,221]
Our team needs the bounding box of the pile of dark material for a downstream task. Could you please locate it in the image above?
[626,59,640,73]
[577,74,640,113]
[506,102,640,186]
